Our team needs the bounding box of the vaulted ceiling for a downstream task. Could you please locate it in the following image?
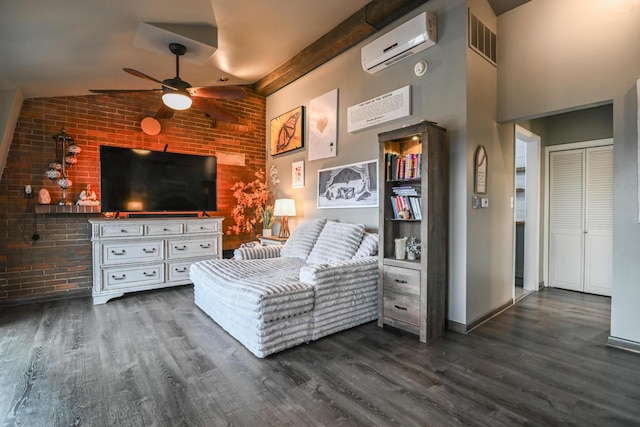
[0,0,528,99]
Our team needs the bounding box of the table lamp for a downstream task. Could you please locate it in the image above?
[274,198,296,238]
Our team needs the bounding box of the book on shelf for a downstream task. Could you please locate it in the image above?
[385,152,422,181]
[389,195,422,220]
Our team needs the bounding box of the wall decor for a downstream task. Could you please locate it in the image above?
[474,144,488,194]
[270,106,305,156]
[292,160,304,188]
[317,159,378,209]
[347,85,411,132]
[308,89,338,161]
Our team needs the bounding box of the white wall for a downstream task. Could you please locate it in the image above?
[0,89,23,182]
[498,0,640,345]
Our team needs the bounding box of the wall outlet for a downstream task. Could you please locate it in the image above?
[24,185,33,198]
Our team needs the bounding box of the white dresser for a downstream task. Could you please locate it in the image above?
[89,217,223,304]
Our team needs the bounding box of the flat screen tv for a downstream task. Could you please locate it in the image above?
[100,146,217,214]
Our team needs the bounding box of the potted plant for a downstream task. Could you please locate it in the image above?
[406,236,421,260]
[262,205,275,237]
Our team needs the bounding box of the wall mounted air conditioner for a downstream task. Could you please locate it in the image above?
[361,11,437,74]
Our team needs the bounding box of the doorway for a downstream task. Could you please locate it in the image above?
[513,125,541,302]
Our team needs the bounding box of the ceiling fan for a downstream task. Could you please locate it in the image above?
[90,43,246,122]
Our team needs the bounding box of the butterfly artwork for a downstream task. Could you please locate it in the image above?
[270,106,305,156]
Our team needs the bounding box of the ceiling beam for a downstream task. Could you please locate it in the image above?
[253,0,429,97]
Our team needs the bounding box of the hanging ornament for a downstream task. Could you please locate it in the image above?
[46,168,62,181]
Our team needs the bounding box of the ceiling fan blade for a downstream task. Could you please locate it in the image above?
[89,89,160,94]
[192,98,239,122]
[187,86,246,100]
[123,68,178,90]
[155,105,175,120]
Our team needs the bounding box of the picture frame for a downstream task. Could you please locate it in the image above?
[270,106,305,156]
[317,159,378,209]
[308,89,338,161]
[292,160,304,188]
[474,145,488,194]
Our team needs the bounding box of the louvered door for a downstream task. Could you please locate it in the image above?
[548,145,612,296]
[584,146,613,295]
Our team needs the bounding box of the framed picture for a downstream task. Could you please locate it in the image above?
[474,145,488,194]
[317,159,378,209]
[308,89,338,161]
[292,160,304,188]
[270,106,305,156]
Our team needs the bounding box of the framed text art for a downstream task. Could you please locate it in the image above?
[270,106,305,156]
[317,159,378,209]
[474,145,488,194]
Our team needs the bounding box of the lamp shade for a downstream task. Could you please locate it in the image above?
[274,198,296,216]
[162,92,192,110]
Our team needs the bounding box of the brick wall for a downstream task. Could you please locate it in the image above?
[0,89,266,303]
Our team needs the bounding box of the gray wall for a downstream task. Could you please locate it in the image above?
[266,0,471,323]
[266,0,516,326]
[498,0,640,344]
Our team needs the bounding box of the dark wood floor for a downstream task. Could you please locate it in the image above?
[1,287,638,426]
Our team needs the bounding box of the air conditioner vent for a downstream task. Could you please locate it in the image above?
[468,11,497,66]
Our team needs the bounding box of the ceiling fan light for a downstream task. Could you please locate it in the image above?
[162,92,192,110]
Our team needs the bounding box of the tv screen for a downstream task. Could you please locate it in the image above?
[100,146,217,213]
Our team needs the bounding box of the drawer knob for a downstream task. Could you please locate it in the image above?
[143,271,156,277]
[200,243,211,249]
[120,229,128,233]
[174,245,187,251]
[112,274,126,281]
[142,248,156,254]
[394,279,408,284]
[111,249,126,256]
[394,305,408,311]
[163,228,169,231]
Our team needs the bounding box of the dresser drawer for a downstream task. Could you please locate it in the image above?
[167,238,217,259]
[101,241,164,264]
[168,260,196,281]
[383,266,421,325]
[145,223,183,236]
[102,264,164,290]
[99,223,144,238]
[184,221,219,234]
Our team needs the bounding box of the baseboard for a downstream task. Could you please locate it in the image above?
[0,288,91,307]
[607,336,640,354]
[446,300,513,334]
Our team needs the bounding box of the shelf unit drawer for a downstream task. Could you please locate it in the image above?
[102,264,164,290]
[99,223,144,238]
[382,265,421,325]
[185,222,219,234]
[102,241,164,264]
[167,238,217,259]
[145,223,183,236]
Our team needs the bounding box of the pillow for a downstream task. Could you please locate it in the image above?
[306,221,365,265]
[280,217,327,260]
[353,232,379,258]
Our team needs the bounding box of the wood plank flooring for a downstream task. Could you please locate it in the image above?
[1,287,638,426]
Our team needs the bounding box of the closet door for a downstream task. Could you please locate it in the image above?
[549,150,584,292]
[548,145,612,296]
[584,146,613,295]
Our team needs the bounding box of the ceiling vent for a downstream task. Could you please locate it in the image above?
[468,11,497,66]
